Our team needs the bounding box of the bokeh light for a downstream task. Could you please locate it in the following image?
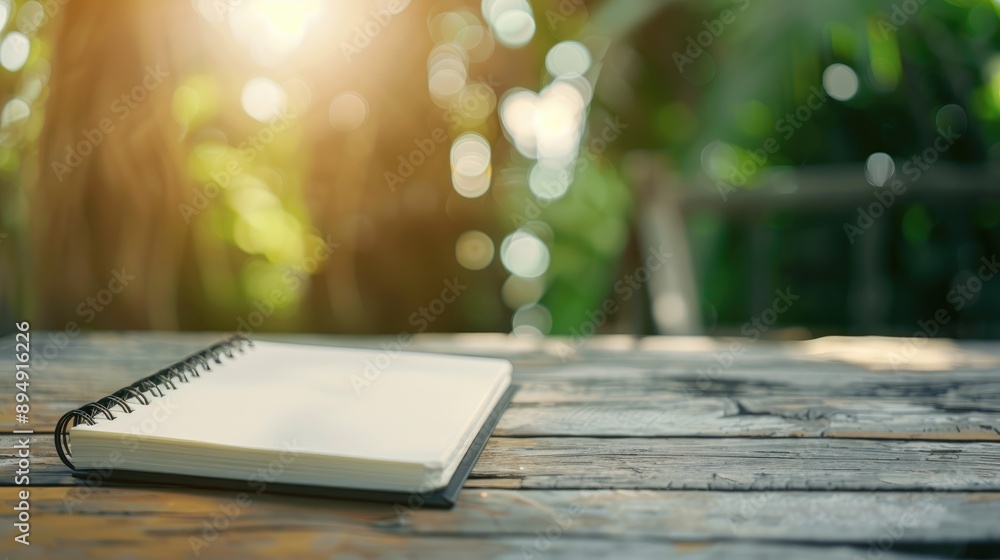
[450,132,492,198]
[501,274,545,309]
[823,63,860,101]
[241,77,287,123]
[936,104,968,135]
[455,230,495,270]
[0,97,29,129]
[0,31,30,72]
[482,0,535,48]
[0,1,9,31]
[512,303,552,336]
[456,81,498,125]
[545,41,592,78]
[528,163,571,200]
[226,0,323,66]
[16,1,44,34]
[500,230,549,278]
[430,9,495,63]
[533,82,587,167]
[428,44,468,107]
[500,81,587,169]
[8,0,998,343]
[328,91,368,131]
[864,152,894,187]
[700,140,739,181]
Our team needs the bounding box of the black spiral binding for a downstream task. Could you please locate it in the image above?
[54,335,253,470]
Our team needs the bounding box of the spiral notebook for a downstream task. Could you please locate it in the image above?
[54,336,514,508]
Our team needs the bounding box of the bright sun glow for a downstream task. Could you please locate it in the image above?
[195,0,324,66]
[500,80,586,169]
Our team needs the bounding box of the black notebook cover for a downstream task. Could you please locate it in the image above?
[68,384,516,509]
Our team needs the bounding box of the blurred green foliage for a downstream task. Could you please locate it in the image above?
[2,0,999,338]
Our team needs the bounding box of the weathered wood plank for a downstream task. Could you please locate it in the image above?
[510,376,1000,403]
[7,330,1000,384]
[10,375,1000,440]
[8,329,1000,379]
[0,435,67,485]
[400,489,1000,545]
[3,487,1000,545]
[0,487,989,559]
[469,438,1000,491]
[0,530,936,560]
[495,396,1000,440]
[6,331,1000,374]
[2,332,1000,557]
[6,435,1000,492]
[5,336,1000,440]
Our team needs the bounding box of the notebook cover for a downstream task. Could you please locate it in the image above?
[70,384,517,509]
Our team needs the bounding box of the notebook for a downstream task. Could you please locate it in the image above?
[53,336,514,508]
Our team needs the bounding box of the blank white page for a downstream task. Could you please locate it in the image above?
[74,341,511,468]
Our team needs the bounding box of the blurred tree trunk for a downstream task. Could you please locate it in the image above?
[32,0,194,330]
[28,0,512,334]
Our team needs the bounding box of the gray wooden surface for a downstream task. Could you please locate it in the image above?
[1,331,999,559]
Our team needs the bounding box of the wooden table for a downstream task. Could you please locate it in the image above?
[2,332,999,559]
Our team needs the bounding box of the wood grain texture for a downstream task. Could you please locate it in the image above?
[469,437,1000,491]
[6,434,1000,491]
[2,331,1000,559]
[10,374,1000,440]
[4,333,1000,443]
[0,487,992,558]
[496,395,1000,440]
[0,530,935,560]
